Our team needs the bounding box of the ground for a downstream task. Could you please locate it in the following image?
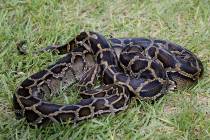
[0,0,210,139]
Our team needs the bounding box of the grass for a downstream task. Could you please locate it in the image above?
[0,0,210,139]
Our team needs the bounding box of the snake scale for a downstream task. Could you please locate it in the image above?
[13,31,203,126]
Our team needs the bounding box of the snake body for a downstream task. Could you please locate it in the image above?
[13,31,203,126]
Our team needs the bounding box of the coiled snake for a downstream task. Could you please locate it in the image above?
[13,31,203,126]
